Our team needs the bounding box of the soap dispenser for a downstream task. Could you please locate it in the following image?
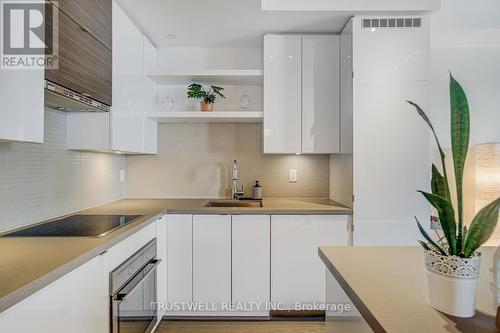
[252,181,262,200]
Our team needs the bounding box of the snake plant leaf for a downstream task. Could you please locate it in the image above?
[449,74,470,245]
[414,217,447,255]
[463,197,500,257]
[407,101,451,202]
[431,164,448,199]
[418,191,457,255]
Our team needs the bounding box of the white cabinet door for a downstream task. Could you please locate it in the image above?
[340,20,353,154]
[112,0,145,153]
[302,35,340,154]
[193,215,231,311]
[166,214,193,308]
[0,69,44,143]
[232,215,270,316]
[264,35,302,154]
[271,215,348,309]
[142,37,158,154]
[155,215,168,309]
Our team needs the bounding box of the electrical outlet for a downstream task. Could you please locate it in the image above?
[120,169,125,183]
[289,169,297,183]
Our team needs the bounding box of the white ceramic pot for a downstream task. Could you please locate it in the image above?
[423,250,481,318]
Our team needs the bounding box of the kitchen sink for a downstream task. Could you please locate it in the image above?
[205,200,263,208]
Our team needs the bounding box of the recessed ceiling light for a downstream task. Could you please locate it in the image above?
[166,34,177,39]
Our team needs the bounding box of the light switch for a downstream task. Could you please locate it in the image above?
[289,169,297,183]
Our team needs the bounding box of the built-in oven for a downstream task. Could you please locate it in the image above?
[110,239,161,333]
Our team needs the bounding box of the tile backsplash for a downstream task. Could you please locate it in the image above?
[0,109,125,232]
[126,123,330,199]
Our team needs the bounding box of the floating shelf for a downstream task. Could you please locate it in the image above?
[146,111,264,123]
[146,69,263,85]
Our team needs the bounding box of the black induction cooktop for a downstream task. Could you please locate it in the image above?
[1,215,144,238]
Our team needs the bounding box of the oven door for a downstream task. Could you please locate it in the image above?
[112,258,161,333]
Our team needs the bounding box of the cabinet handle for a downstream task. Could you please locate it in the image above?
[80,26,92,35]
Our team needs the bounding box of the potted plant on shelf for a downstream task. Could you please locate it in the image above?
[187,83,225,112]
[408,74,500,318]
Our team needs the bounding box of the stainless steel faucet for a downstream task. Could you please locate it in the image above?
[231,160,244,200]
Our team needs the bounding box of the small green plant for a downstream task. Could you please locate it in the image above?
[187,83,225,104]
[408,73,500,258]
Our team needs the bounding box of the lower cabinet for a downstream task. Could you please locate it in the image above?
[156,215,168,320]
[193,215,232,312]
[165,214,348,316]
[166,214,193,313]
[271,215,348,310]
[232,215,270,316]
[0,223,156,333]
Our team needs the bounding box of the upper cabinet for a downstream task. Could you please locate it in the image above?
[111,0,158,154]
[263,34,340,154]
[51,0,112,50]
[302,35,340,154]
[263,35,302,154]
[45,1,112,105]
[0,69,44,143]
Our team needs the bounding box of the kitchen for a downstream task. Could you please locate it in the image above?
[0,0,499,332]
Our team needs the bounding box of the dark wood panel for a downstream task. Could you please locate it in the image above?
[50,0,112,50]
[45,4,112,105]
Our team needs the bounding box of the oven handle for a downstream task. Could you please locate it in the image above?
[114,258,161,303]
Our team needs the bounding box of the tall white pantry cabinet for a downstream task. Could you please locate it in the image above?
[342,16,431,245]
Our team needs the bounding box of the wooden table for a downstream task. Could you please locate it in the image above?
[319,246,499,333]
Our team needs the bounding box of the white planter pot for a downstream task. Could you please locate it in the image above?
[423,250,481,318]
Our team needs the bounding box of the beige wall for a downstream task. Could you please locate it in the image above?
[0,109,125,232]
[126,123,330,199]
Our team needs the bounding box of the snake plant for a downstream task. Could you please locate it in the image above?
[408,74,500,258]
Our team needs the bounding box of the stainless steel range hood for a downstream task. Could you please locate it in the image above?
[44,80,110,113]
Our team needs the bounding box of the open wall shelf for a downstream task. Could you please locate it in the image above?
[146,69,264,85]
[146,111,264,123]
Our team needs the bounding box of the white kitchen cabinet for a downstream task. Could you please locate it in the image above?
[112,0,145,153]
[192,215,232,312]
[263,35,302,154]
[166,214,193,311]
[232,215,270,316]
[340,21,353,154]
[67,112,110,151]
[264,34,340,154]
[142,37,158,154]
[155,215,168,316]
[302,35,340,154]
[109,0,157,154]
[0,69,44,143]
[271,215,348,309]
[0,223,156,333]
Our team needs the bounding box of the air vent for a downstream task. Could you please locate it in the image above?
[362,18,422,29]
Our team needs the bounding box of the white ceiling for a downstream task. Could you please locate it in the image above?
[116,0,352,47]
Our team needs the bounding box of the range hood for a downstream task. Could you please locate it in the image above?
[44,80,110,113]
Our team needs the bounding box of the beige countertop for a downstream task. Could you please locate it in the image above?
[0,198,350,313]
[319,246,498,333]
